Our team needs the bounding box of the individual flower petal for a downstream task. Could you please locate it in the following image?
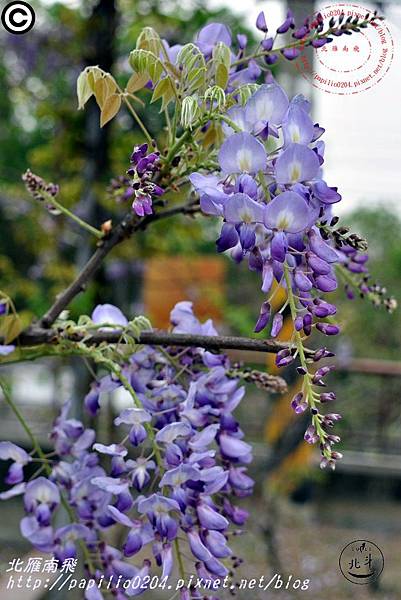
[283,104,314,146]
[312,180,341,204]
[275,143,320,184]
[219,433,252,460]
[90,477,129,495]
[0,345,15,356]
[0,482,26,500]
[159,464,201,488]
[24,477,60,513]
[216,223,239,253]
[155,421,192,444]
[108,505,135,528]
[91,304,128,331]
[204,530,231,558]
[197,502,229,530]
[114,408,152,426]
[195,22,232,56]
[0,441,31,465]
[264,191,311,233]
[188,529,212,561]
[218,133,267,174]
[224,193,265,224]
[93,443,128,457]
[245,83,289,128]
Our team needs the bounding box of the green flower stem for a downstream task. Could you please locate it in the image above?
[41,191,103,239]
[283,264,329,451]
[0,379,96,572]
[120,92,154,145]
[174,537,186,579]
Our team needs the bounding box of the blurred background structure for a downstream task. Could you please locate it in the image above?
[0,1,401,598]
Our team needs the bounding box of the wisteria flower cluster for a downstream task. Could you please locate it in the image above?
[0,8,395,598]
[109,144,164,217]
[1,303,253,598]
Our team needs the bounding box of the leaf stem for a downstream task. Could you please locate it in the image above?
[41,192,103,239]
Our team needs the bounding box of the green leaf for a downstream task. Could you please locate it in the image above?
[180,96,201,129]
[151,78,175,111]
[177,44,207,93]
[94,77,108,109]
[76,70,93,110]
[213,42,231,69]
[215,63,229,89]
[126,72,149,93]
[204,85,226,110]
[100,94,121,127]
[235,83,260,105]
[129,49,163,83]
[136,27,162,56]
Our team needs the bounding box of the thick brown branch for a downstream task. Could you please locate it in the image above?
[18,327,309,356]
[38,201,199,328]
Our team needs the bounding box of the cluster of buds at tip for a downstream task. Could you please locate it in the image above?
[350,275,398,313]
[22,169,60,215]
[230,364,288,394]
[318,216,368,252]
[108,144,164,217]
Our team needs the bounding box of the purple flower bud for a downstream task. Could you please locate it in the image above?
[296,366,308,375]
[316,322,340,336]
[237,34,247,50]
[307,252,331,275]
[304,425,319,444]
[315,274,338,292]
[271,313,283,338]
[311,38,330,48]
[325,413,342,422]
[294,316,304,331]
[291,393,308,414]
[318,365,335,377]
[303,313,312,336]
[261,37,274,51]
[320,392,336,403]
[281,47,301,60]
[275,349,294,368]
[256,11,268,33]
[254,301,271,333]
[293,25,309,39]
[277,10,294,34]
[264,53,278,65]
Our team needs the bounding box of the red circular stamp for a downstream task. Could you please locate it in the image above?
[294,3,394,95]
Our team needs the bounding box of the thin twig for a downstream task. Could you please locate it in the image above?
[16,327,313,356]
[38,200,199,328]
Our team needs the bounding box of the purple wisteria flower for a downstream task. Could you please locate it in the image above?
[91,303,128,330]
[219,132,267,174]
[0,441,32,484]
[188,77,367,469]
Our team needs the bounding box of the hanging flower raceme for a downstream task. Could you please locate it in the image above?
[189,77,390,469]
[0,303,253,598]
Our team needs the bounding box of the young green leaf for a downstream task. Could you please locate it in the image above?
[100,94,121,127]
